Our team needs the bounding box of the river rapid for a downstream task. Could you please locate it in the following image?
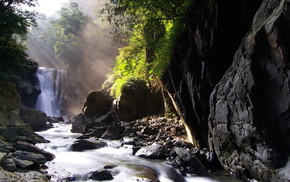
[36,123,243,182]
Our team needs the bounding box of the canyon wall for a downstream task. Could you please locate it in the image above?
[164,0,290,181]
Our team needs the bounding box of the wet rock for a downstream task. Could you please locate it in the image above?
[102,126,125,140]
[20,107,47,131]
[0,125,48,144]
[135,144,169,159]
[15,141,55,161]
[13,151,47,165]
[47,116,70,123]
[122,136,137,145]
[129,165,160,182]
[89,170,113,181]
[71,113,89,133]
[2,158,17,172]
[172,147,208,175]
[69,140,107,151]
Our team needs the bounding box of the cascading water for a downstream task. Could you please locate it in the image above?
[35,67,66,117]
[36,124,243,182]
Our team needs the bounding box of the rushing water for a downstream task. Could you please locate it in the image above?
[35,67,66,117]
[36,124,243,182]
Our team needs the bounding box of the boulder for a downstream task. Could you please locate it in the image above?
[20,107,47,131]
[82,90,113,119]
[116,79,164,121]
[13,151,46,165]
[69,140,107,151]
[2,158,17,172]
[173,147,208,175]
[0,82,22,126]
[15,159,35,169]
[19,81,41,109]
[15,141,55,161]
[0,125,48,144]
[135,144,169,159]
[101,126,125,140]
[89,170,113,181]
[71,113,89,133]
[83,111,115,133]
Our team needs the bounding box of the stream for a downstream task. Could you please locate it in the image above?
[36,123,243,182]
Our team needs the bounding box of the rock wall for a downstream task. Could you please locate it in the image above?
[209,0,290,181]
[163,0,262,148]
[164,0,290,181]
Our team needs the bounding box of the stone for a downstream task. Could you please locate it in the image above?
[69,140,107,151]
[19,81,41,109]
[0,125,48,144]
[135,144,168,159]
[128,165,160,182]
[0,138,15,153]
[173,147,208,175]
[82,90,113,119]
[13,151,46,165]
[15,159,35,169]
[101,126,124,140]
[20,107,47,131]
[116,79,164,121]
[71,113,89,133]
[15,141,55,161]
[82,111,115,133]
[89,170,113,181]
[0,82,22,126]
[2,158,17,172]
[122,136,136,145]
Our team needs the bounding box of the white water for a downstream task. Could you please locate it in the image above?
[35,67,66,117]
[36,124,242,182]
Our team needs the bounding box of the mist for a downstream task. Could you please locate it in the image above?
[26,0,122,115]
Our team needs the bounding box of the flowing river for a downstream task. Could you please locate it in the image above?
[36,123,243,182]
[34,67,243,182]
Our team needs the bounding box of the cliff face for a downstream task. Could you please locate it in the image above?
[164,0,290,181]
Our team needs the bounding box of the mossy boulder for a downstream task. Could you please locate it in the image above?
[116,79,164,121]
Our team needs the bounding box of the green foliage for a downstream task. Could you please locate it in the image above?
[0,0,37,83]
[103,0,189,98]
[43,2,86,65]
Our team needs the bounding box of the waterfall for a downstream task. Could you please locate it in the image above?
[35,67,66,117]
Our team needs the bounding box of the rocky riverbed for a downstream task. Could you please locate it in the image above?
[0,114,239,182]
[45,114,232,181]
[0,124,53,181]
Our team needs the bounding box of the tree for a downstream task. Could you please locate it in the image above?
[49,2,86,66]
[0,0,37,81]
[100,0,193,97]
[0,0,36,61]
